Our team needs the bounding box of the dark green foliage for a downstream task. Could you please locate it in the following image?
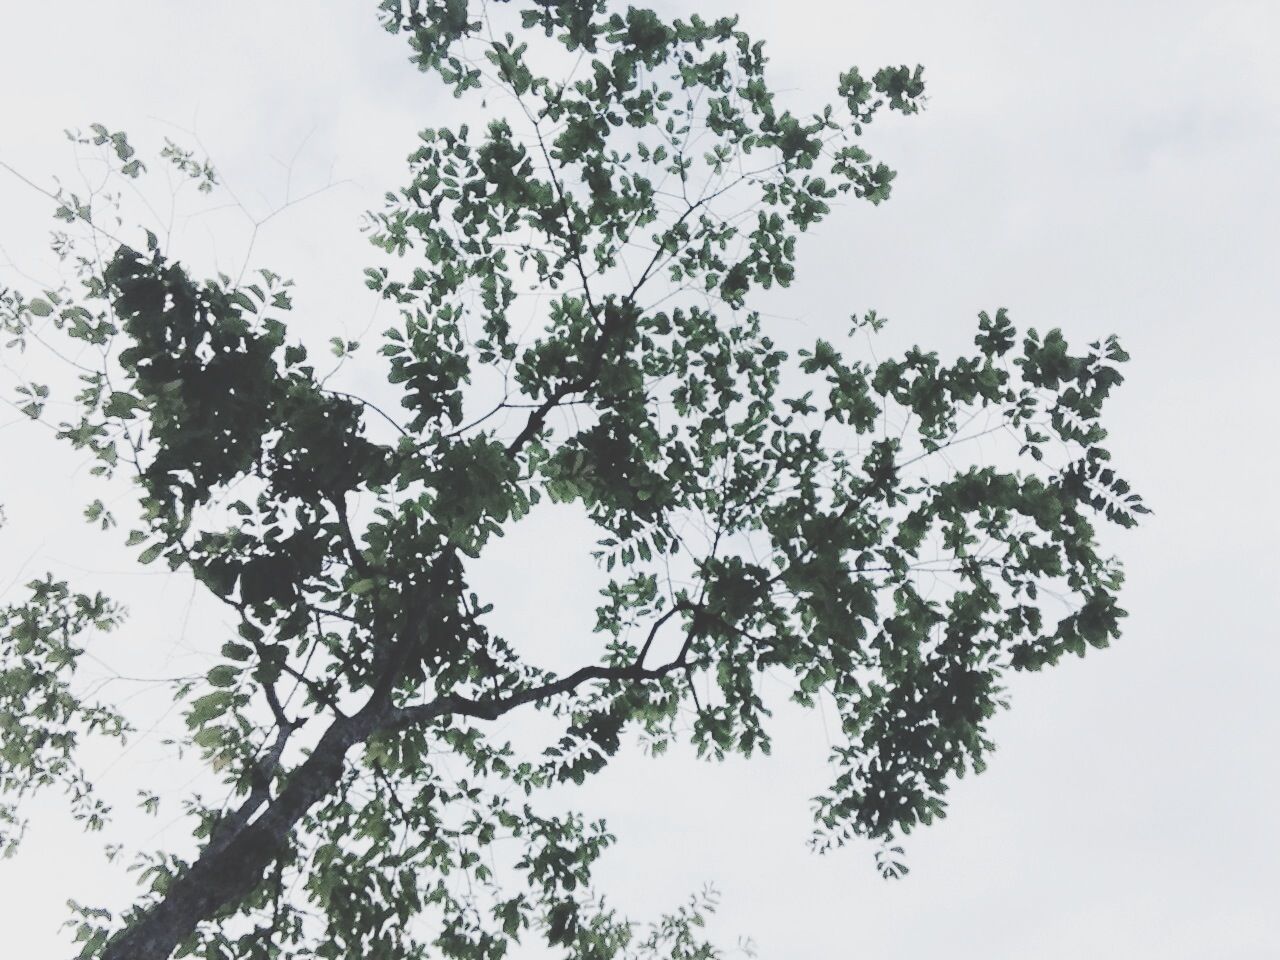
[0,2,1145,957]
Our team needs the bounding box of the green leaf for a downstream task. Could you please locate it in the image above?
[207,665,239,688]
[221,642,252,662]
[186,691,232,728]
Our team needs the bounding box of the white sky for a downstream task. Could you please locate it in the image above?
[1,1,1278,957]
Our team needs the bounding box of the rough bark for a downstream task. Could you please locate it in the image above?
[99,710,371,960]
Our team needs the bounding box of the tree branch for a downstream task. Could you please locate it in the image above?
[386,630,695,733]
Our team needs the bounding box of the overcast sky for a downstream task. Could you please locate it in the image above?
[2,1,1278,957]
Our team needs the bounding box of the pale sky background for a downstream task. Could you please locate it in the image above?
[2,1,1278,958]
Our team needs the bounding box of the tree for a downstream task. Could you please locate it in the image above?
[0,1,1146,957]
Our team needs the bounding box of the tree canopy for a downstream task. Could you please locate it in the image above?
[0,1,1145,958]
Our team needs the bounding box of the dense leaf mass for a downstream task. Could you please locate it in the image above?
[0,1,1145,958]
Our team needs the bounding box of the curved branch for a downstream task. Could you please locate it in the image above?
[386,649,691,731]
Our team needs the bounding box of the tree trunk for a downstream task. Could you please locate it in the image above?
[100,711,372,960]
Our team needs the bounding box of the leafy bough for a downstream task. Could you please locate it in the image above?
[0,2,1145,957]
